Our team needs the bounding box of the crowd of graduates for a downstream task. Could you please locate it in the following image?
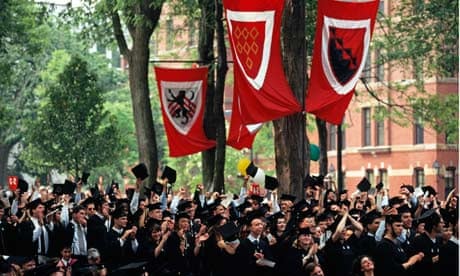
[0,164,458,276]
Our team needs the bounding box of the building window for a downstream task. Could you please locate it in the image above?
[375,50,385,81]
[375,108,385,146]
[414,115,424,144]
[445,167,456,198]
[362,51,372,80]
[366,169,375,186]
[363,108,371,146]
[166,18,174,50]
[378,169,388,188]
[378,0,385,16]
[328,124,337,151]
[414,168,425,188]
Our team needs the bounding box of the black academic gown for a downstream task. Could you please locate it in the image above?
[17,219,51,257]
[278,246,311,276]
[357,232,378,258]
[163,231,194,276]
[87,214,108,258]
[0,220,15,255]
[408,233,441,276]
[439,239,459,276]
[235,237,276,276]
[323,234,359,276]
[374,237,410,276]
[106,228,139,268]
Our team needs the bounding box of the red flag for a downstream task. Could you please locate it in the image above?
[306,0,379,125]
[154,67,216,157]
[227,90,263,150]
[224,0,301,124]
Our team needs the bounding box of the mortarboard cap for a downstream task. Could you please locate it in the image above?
[357,177,371,192]
[421,186,437,197]
[359,210,381,226]
[385,214,402,224]
[63,180,76,195]
[416,208,441,227]
[400,184,414,193]
[349,208,365,220]
[267,212,285,225]
[131,163,149,181]
[152,181,164,195]
[397,204,412,215]
[376,182,384,191]
[303,174,324,189]
[26,198,43,210]
[264,175,279,190]
[111,207,128,219]
[161,166,176,184]
[297,227,312,236]
[280,194,296,202]
[293,199,310,212]
[206,214,225,227]
[245,162,258,178]
[244,209,265,226]
[162,210,172,219]
[52,184,64,195]
[297,209,315,221]
[388,196,405,207]
[147,202,162,210]
[6,256,35,266]
[18,179,29,193]
[218,222,239,241]
[175,211,191,221]
[177,200,193,212]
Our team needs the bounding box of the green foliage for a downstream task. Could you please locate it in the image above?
[21,54,123,176]
[374,0,458,77]
[412,94,459,144]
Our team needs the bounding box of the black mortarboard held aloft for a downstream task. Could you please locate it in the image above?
[161,166,177,184]
[264,175,279,190]
[357,177,371,192]
[131,163,149,181]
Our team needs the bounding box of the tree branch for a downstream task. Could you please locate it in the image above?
[111,10,130,57]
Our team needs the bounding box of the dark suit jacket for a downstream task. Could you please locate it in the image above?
[106,228,138,267]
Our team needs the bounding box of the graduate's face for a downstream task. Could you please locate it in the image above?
[298,233,313,246]
[310,266,324,276]
[367,218,381,233]
[390,222,404,237]
[86,204,96,216]
[61,248,71,260]
[360,256,374,272]
[149,209,162,220]
[250,218,264,236]
[401,212,412,229]
[276,218,286,232]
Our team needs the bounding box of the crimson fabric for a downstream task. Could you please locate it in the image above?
[227,90,263,150]
[154,67,216,157]
[306,0,379,125]
[224,0,301,125]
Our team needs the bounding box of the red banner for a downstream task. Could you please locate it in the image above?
[306,0,379,125]
[227,90,263,150]
[224,0,301,124]
[8,176,18,191]
[154,67,216,157]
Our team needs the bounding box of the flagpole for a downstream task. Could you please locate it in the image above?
[337,123,343,192]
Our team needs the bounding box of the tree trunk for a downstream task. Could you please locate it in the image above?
[316,117,328,176]
[128,32,158,186]
[0,144,13,188]
[199,0,217,191]
[212,0,228,193]
[274,0,308,198]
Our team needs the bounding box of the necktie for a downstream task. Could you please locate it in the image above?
[253,240,260,251]
[77,225,86,254]
[40,227,46,255]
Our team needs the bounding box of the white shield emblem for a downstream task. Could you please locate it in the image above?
[161,80,202,135]
[226,9,274,90]
[321,16,371,95]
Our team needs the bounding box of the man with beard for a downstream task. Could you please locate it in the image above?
[374,214,424,276]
